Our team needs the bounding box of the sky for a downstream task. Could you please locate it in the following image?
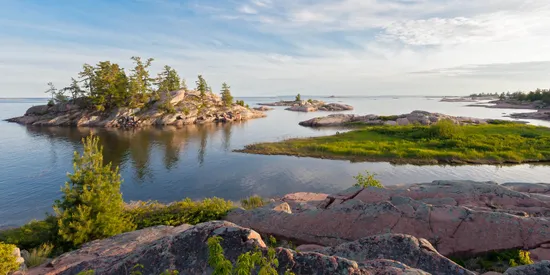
[1,0,550,97]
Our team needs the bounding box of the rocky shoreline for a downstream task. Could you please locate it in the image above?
[510,110,550,121]
[20,180,550,275]
[298,110,514,127]
[5,90,266,128]
[258,100,353,112]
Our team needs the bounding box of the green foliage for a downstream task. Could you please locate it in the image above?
[235,100,245,107]
[44,82,57,100]
[295,94,301,101]
[207,236,294,275]
[378,115,399,121]
[354,171,383,188]
[451,249,534,273]
[429,119,463,139]
[0,242,19,275]
[76,270,95,275]
[62,78,85,100]
[0,216,60,251]
[23,243,54,268]
[159,101,177,115]
[47,99,55,107]
[240,196,266,210]
[159,270,179,275]
[506,88,550,104]
[54,135,134,247]
[241,124,550,164]
[126,198,233,229]
[196,75,209,101]
[156,65,181,94]
[221,83,234,107]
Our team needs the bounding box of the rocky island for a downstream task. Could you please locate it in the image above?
[239,111,550,165]
[5,57,266,128]
[6,89,265,128]
[258,96,353,112]
[464,89,550,121]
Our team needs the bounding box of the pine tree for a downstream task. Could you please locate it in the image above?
[220,82,233,107]
[92,61,129,111]
[196,75,208,101]
[295,93,301,101]
[54,135,134,247]
[129,56,154,107]
[62,78,84,100]
[45,82,57,100]
[156,65,181,95]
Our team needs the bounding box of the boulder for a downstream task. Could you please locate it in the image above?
[25,105,50,116]
[26,221,435,275]
[318,103,354,111]
[396,117,410,125]
[317,234,475,275]
[299,114,355,127]
[286,105,317,112]
[384,120,398,126]
[504,260,550,274]
[253,106,274,111]
[502,182,550,194]
[226,181,550,258]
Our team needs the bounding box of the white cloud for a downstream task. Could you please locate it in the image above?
[1,0,550,97]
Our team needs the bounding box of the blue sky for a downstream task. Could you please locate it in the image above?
[1,0,550,97]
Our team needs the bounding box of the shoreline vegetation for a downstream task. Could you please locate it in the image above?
[237,121,550,165]
[5,56,265,128]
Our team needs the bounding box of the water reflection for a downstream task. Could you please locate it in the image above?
[24,123,242,179]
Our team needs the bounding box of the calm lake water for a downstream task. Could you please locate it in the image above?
[1,96,550,227]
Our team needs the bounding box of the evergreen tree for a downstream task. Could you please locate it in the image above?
[92,61,129,111]
[62,78,84,100]
[54,135,134,247]
[129,56,154,106]
[45,82,57,100]
[78,64,96,98]
[156,65,181,95]
[295,93,301,101]
[196,75,208,100]
[220,82,233,106]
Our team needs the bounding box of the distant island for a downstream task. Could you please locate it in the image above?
[5,57,265,127]
[238,111,550,165]
[467,89,550,121]
[258,94,353,112]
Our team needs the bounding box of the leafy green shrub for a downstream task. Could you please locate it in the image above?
[23,243,54,268]
[159,101,177,115]
[240,196,266,210]
[207,236,295,275]
[0,217,58,251]
[54,135,135,247]
[378,115,399,121]
[0,242,19,275]
[295,94,301,101]
[236,100,245,107]
[126,198,233,229]
[451,249,534,273]
[429,119,463,139]
[354,171,383,188]
[47,99,55,107]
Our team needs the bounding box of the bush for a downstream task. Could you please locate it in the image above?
[159,101,177,115]
[0,242,19,275]
[451,249,534,273]
[295,94,301,101]
[23,243,54,268]
[126,198,233,229]
[429,119,463,139]
[354,171,383,188]
[0,216,59,251]
[240,196,266,210]
[207,236,295,275]
[54,135,134,247]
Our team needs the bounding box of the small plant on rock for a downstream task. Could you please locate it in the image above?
[23,243,54,268]
[240,196,266,210]
[354,171,383,188]
[0,242,20,275]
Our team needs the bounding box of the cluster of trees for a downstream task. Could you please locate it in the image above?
[469,92,500,98]
[46,57,235,111]
[503,89,550,104]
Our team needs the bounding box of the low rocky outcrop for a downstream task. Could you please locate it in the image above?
[259,100,353,112]
[298,110,515,127]
[253,106,274,111]
[226,181,550,262]
[25,221,451,275]
[510,110,550,121]
[6,90,266,128]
